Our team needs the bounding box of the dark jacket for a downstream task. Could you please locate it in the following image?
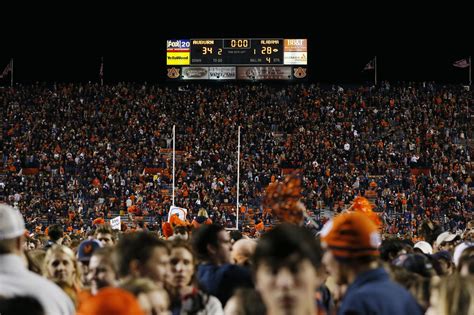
[338,267,423,315]
[196,263,253,306]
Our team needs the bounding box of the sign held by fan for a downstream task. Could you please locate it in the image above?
[168,206,188,223]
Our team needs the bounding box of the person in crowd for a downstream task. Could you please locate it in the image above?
[166,240,223,314]
[379,238,409,262]
[45,224,65,248]
[321,211,423,314]
[224,288,266,315]
[252,223,325,315]
[431,250,455,275]
[43,244,83,306]
[87,247,118,295]
[427,274,474,315]
[114,231,170,287]
[0,296,45,315]
[435,231,460,253]
[121,277,171,315]
[0,204,74,315]
[77,287,145,315]
[76,238,102,286]
[413,240,433,255]
[230,238,257,267]
[94,224,116,246]
[192,224,253,306]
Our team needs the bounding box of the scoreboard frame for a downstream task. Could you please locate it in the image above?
[167,38,307,66]
[166,38,308,80]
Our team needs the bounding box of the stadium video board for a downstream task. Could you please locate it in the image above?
[166,38,308,81]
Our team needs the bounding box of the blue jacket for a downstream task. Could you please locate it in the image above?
[338,267,423,315]
[197,263,253,306]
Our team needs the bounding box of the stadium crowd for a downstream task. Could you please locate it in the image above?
[1,82,472,238]
[0,81,473,314]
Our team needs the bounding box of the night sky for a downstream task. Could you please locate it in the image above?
[1,6,471,85]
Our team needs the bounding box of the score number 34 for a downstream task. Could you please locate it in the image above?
[202,47,222,55]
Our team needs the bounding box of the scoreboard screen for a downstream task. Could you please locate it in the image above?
[191,38,284,65]
[166,38,307,80]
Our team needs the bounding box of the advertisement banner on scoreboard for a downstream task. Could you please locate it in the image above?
[167,52,190,65]
[284,39,307,52]
[209,67,236,80]
[237,66,293,80]
[284,52,307,65]
[182,67,209,80]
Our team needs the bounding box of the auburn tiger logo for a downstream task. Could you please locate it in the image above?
[167,67,180,79]
[293,67,307,79]
[83,244,93,254]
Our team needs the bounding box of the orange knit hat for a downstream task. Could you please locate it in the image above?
[77,287,144,315]
[320,212,381,259]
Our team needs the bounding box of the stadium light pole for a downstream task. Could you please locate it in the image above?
[236,126,241,231]
[172,125,175,206]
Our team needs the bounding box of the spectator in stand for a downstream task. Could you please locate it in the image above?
[0,204,74,315]
[2,83,472,241]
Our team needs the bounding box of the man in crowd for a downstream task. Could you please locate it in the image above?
[94,224,116,247]
[114,231,170,287]
[192,224,253,306]
[253,223,326,315]
[0,204,74,315]
[321,211,423,315]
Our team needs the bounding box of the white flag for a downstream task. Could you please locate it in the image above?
[110,215,121,230]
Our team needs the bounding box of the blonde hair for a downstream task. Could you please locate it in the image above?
[197,208,208,218]
[43,245,82,289]
[433,274,474,315]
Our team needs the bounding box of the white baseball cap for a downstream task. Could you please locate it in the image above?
[453,242,474,266]
[0,203,26,240]
[414,241,433,255]
[436,231,459,246]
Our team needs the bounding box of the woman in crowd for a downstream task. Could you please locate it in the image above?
[166,240,223,315]
[43,245,82,306]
